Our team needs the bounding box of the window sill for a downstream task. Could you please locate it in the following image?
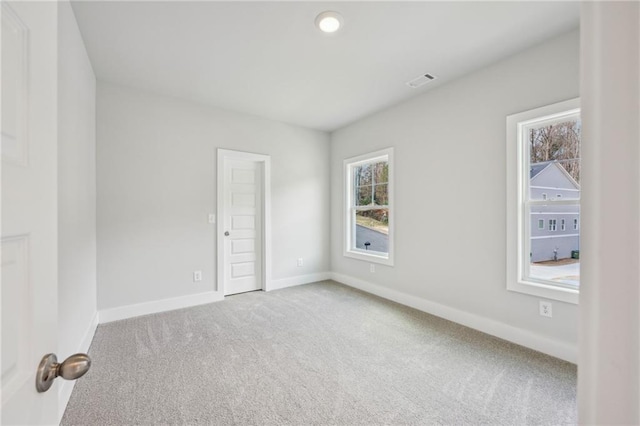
[344,250,394,266]
[507,279,578,304]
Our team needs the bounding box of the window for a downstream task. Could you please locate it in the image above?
[344,148,394,265]
[506,98,580,304]
[538,219,544,230]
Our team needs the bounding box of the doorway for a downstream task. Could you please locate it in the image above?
[217,149,271,296]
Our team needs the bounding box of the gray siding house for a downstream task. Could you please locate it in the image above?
[530,161,580,262]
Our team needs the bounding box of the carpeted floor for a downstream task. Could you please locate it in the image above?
[62,281,577,425]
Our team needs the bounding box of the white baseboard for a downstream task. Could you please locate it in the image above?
[267,272,332,291]
[98,291,223,324]
[58,311,99,424]
[330,272,577,363]
[97,272,331,325]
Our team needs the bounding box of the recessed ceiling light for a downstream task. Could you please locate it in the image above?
[315,11,343,33]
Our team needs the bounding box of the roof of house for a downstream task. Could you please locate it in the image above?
[530,160,580,190]
[530,161,554,179]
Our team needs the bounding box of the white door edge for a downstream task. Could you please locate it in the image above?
[216,149,271,295]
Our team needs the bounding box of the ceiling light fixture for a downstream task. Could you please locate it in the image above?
[315,11,343,33]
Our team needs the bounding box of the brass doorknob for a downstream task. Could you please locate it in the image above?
[36,353,91,393]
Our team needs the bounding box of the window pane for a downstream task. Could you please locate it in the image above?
[354,184,371,206]
[354,163,372,187]
[373,161,388,184]
[354,209,388,254]
[374,183,388,206]
[528,118,581,201]
[529,205,580,287]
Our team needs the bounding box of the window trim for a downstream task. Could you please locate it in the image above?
[506,98,580,304]
[343,148,394,266]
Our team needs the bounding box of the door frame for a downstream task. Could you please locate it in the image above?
[216,149,271,295]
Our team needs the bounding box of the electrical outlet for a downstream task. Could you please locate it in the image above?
[370,264,375,273]
[297,258,303,267]
[193,270,202,282]
[539,300,553,318]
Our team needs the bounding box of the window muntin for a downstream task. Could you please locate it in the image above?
[344,148,394,265]
[506,98,580,304]
[548,219,557,231]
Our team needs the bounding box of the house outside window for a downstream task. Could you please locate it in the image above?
[538,219,544,230]
[344,148,394,266]
[507,98,580,304]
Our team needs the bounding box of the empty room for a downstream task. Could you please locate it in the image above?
[1,1,638,425]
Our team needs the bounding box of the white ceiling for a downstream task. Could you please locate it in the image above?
[71,1,580,132]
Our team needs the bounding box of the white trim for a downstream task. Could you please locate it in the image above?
[267,272,332,291]
[531,233,580,240]
[343,148,394,266]
[506,98,581,304]
[98,291,223,324]
[217,149,272,295]
[530,212,580,215]
[529,199,579,206]
[57,312,99,424]
[531,186,580,191]
[331,273,577,363]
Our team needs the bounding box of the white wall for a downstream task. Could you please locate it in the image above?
[96,83,330,311]
[330,31,580,360]
[56,0,97,417]
[579,2,640,423]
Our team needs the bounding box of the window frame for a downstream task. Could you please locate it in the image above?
[506,98,580,304]
[343,148,394,266]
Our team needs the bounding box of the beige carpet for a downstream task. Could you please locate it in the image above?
[62,281,577,425]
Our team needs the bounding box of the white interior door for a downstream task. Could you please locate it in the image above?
[222,158,263,295]
[2,2,60,424]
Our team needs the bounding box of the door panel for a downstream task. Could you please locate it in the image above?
[223,159,262,295]
[1,2,59,424]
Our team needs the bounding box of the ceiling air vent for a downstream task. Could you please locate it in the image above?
[406,73,436,89]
